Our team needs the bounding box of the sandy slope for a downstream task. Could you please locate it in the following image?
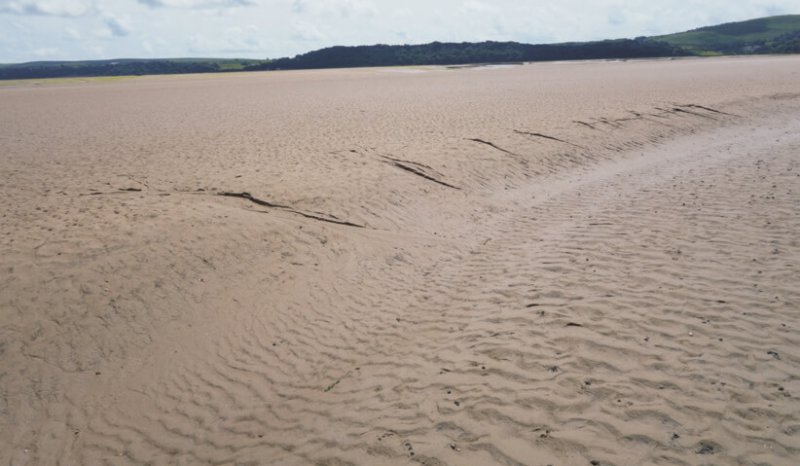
[1,56,799,465]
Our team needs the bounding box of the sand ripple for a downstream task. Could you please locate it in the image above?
[1,57,799,465]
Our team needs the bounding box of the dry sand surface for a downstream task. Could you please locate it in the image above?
[1,56,799,465]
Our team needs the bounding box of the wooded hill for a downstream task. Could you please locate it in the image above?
[245,38,686,71]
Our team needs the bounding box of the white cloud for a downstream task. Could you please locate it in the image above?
[462,1,496,14]
[291,0,377,18]
[137,0,254,8]
[291,19,325,41]
[63,26,80,39]
[32,46,59,56]
[140,37,169,56]
[0,0,95,16]
[86,44,106,57]
[187,24,263,53]
[104,15,130,37]
[92,14,131,39]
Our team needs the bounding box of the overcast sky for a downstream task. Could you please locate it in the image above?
[1,0,798,63]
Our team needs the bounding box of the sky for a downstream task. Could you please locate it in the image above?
[0,0,798,63]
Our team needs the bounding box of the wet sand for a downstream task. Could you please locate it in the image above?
[1,56,799,465]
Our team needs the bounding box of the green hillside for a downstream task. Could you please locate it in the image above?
[656,14,800,55]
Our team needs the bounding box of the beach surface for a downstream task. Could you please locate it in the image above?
[1,56,799,465]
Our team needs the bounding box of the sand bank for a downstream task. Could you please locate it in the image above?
[1,56,799,465]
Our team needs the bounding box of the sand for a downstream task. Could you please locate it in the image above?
[1,55,799,465]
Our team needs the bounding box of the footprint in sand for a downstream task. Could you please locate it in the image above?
[376,431,396,442]
[403,440,415,457]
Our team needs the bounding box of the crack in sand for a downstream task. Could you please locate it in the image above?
[385,161,461,190]
[466,138,522,158]
[513,130,587,149]
[219,191,365,228]
[347,148,459,189]
[676,103,738,117]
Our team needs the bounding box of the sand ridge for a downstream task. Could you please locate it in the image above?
[1,56,799,465]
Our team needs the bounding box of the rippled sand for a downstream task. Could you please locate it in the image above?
[1,56,799,465]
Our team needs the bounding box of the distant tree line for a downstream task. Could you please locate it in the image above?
[773,31,800,52]
[749,31,800,53]
[245,39,690,71]
[0,60,223,80]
